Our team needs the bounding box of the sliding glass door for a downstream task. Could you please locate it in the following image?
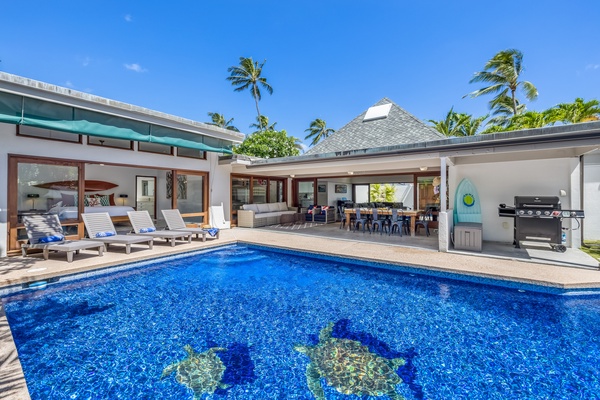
[8,155,83,254]
[169,171,208,225]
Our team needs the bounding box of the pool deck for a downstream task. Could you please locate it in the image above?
[1,227,600,399]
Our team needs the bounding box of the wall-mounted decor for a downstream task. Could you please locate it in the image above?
[334,184,347,194]
[318,184,326,193]
[34,180,118,192]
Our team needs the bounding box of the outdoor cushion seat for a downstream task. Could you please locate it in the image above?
[82,212,154,254]
[237,202,298,228]
[21,214,105,263]
[209,203,231,229]
[127,210,192,247]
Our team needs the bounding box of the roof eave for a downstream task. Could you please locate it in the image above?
[246,122,600,168]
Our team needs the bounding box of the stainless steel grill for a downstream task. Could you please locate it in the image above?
[498,196,584,252]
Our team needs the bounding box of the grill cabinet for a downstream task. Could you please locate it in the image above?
[498,196,584,253]
[514,196,562,249]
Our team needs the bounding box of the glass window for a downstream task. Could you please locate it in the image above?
[417,176,440,211]
[232,177,250,211]
[88,136,132,149]
[175,174,205,224]
[252,178,268,204]
[138,142,173,155]
[17,162,79,222]
[177,147,206,159]
[355,184,369,203]
[18,125,80,142]
[298,181,314,208]
[269,180,283,203]
[368,182,414,208]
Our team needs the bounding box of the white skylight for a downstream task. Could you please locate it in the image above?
[363,103,392,121]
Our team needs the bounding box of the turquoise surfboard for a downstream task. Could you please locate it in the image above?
[453,178,482,225]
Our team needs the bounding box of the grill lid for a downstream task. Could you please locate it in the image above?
[514,196,561,209]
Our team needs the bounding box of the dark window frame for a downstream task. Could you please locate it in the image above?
[87,136,134,150]
[16,125,82,144]
[176,147,207,160]
[137,141,174,156]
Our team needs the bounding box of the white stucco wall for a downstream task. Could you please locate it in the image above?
[584,152,600,241]
[1,122,233,257]
[449,158,580,244]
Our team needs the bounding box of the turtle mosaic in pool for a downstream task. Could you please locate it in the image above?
[3,245,600,399]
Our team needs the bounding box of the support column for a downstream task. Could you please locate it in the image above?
[439,157,449,252]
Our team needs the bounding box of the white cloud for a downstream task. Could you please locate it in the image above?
[585,64,600,70]
[65,81,74,87]
[124,14,132,22]
[82,56,91,67]
[124,63,147,73]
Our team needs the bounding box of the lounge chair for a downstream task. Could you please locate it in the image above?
[127,210,192,247]
[82,212,153,253]
[209,203,231,229]
[21,214,105,263]
[161,209,220,241]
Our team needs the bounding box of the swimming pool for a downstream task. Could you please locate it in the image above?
[3,244,600,399]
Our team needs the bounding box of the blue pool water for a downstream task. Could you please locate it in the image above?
[3,244,600,399]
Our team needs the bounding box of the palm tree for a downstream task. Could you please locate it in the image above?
[428,108,467,137]
[458,114,488,136]
[304,119,335,146]
[226,57,273,130]
[552,98,600,123]
[250,115,277,132]
[510,111,555,130]
[483,110,557,133]
[465,49,538,116]
[485,95,528,128]
[206,112,240,132]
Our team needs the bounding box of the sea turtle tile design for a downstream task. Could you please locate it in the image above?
[295,322,406,400]
[161,345,230,398]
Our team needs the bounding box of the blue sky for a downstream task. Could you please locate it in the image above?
[1,1,599,150]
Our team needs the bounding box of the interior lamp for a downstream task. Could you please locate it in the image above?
[119,194,128,205]
[419,166,428,171]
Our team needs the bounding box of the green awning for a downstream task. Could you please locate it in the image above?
[0,92,233,154]
[0,91,23,124]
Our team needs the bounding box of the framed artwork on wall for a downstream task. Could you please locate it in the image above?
[318,184,326,193]
[334,184,347,193]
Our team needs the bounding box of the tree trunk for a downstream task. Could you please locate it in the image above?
[511,89,518,116]
[253,84,262,131]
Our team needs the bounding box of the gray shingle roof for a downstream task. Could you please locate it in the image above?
[305,98,445,155]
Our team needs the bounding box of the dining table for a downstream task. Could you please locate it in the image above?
[344,208,423,236]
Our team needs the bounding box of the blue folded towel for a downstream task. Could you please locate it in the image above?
[95,231,116,238]
[204,228,219,237]
[139,227,156,233]
[38,234,65,243]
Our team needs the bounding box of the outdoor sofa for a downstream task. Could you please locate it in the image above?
[237,202,297,228]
